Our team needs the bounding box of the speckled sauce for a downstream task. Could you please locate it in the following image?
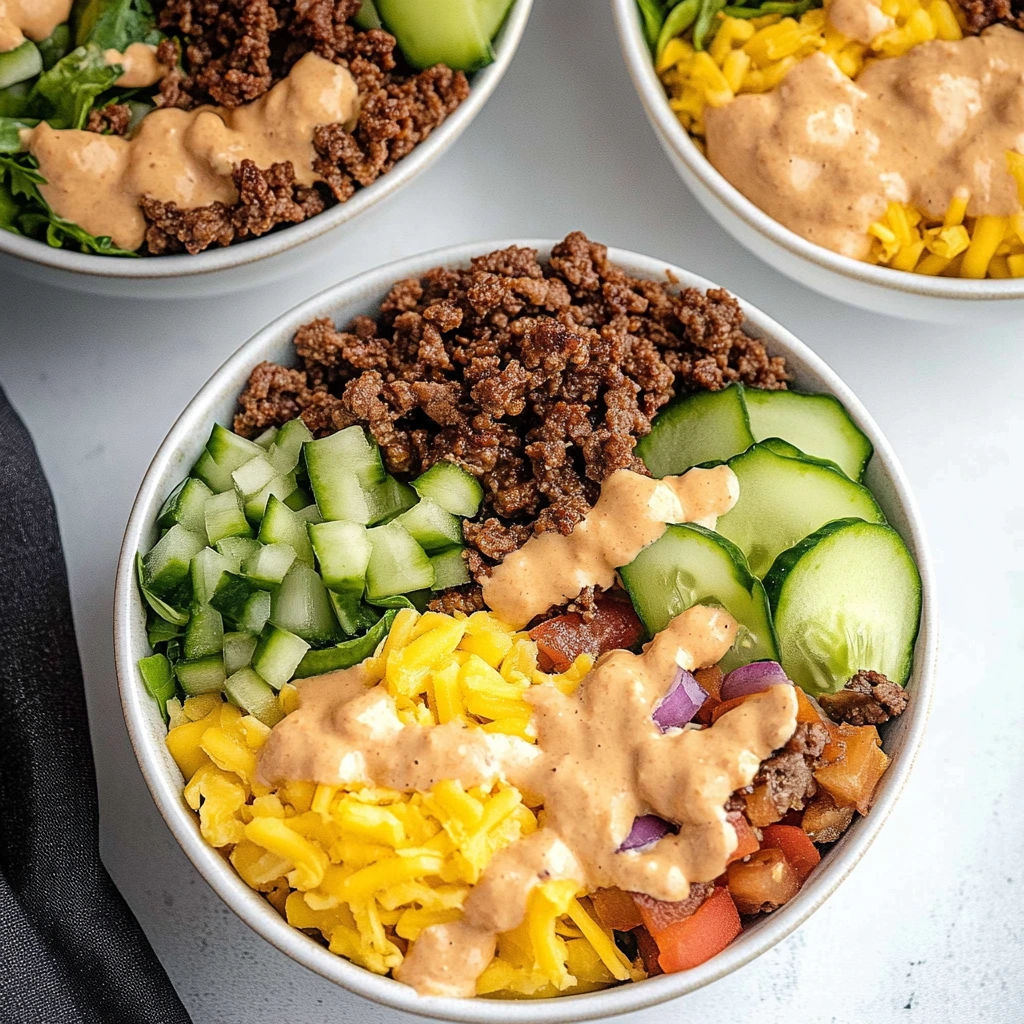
[705,27,1024,259]
[0,0,71,52]
[258,604,797,996]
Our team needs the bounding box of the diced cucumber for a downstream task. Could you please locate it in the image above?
[232,455,277,499]
[191,547,232,606]
[743,388,873,482]
[377,0,494,70]
[620,523,779,671]
[244,471,297,522]
[329,591,381,635]
[764,518,921,695]
[38,24,71,70]
[268,418,313,475]
[205,489,253,545]
[254,426,279,449]
[294,610,397,679]
[366,475,418,525]
[142,524,205,599]
[412,460,483,517]
[397,498,463,554]
[158,477,212,535]
[295,503,323,525]
[637,385,754,478]
[224,667,284,727]
[252,624,311,689]
[137,553,190,626]
[184,603,224,661]
[284,487,314,512]
[304,426,385,520]
[259,495,315,566]
[355,0,383,28]
[193,450,235,494]
[210,572,262,622]
[309,520,371,593]
[715,442,886,578]
[270,562,342,646]
[138,653,176,723]
[223,630,259,675]
[242,542,297,588]
[215,536,262,571]
[365,522,435,600]
[174,655,227,695]
[430,547,471,590]
[0,41,42,90]
[206,423,265,472]
[240,590,272,635]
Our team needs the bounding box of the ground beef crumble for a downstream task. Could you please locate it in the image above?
[86,103,132,136]
[819,670,908,727]
[956,0,1024,31]
[143,1,469,253]
[232,233,790,604]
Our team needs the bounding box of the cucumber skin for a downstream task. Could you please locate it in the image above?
[620,522,779,666]
[763,518,922,690]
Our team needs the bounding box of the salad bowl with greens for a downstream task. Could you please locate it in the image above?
[0,0,532,296]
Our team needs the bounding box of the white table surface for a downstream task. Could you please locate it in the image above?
[1,3,1022,1021]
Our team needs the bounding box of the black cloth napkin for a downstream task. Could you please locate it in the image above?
[0,388,192,1024]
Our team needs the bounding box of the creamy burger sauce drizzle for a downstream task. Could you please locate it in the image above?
[705,26,1024,259]
[259,604,798,997]
[482,465,739,630]
[105,42,167,88]
[24,52,358,249]
[0,0,72,52]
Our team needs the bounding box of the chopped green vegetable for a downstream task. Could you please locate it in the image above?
[692,0,727,50]
[74,0,162,50]
[637,0,666,50]
[138,653,176,723]
[656,0,699,60]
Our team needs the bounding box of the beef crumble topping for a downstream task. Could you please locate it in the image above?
[819,670,909,727]
[144,1,469,253]
[956,0,1024,31]
[233,233,790,606]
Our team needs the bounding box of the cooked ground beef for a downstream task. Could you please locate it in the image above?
[957,0,1024,30]
[819,670,908,727]
[233,233,790,599]
[85,103,132,136]
[755,750,817,816]
[144,1,469,254]
[785,720,829,758]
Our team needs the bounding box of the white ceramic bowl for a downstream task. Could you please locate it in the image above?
[611,0,1024,323]
[0,2,531,300]
[114,241,936,1022]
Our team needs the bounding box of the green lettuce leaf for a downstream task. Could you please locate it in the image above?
[74,0,162,50]
[27,43,122,129]
[0,116,38,154]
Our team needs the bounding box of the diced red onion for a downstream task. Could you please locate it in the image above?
[652,668,707,731]
[618,814,676,852]
[720,660,791,701]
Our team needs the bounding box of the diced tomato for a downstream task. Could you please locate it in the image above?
[725,848,800,915]
[814,723,889,814]
[743,783,782,828]
[634,891,706,940]
[726,811,760,864]
[759,824,820,882]
[530,596,645,673]
[590,887,643,931]
[632,925,663,976]
[693,665,723,724]
[656,887,742,973]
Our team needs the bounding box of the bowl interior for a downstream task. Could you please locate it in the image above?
[114,241,935,1023]
[610,0,1024,304]
[0,0,532,282]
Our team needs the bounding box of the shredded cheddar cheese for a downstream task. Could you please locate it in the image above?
[166,610,628,996]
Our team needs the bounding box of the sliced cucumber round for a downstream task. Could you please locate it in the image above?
[715,442,886,578]
[743,388,873,481]
[636,385,753,479]
[376,0,495,71]
[764,518,921,695]
[619,523,779,671]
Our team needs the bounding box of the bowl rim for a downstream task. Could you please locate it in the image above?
[609,0,1024,303]
[113,239,937,1023]
[0,0,532,281]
